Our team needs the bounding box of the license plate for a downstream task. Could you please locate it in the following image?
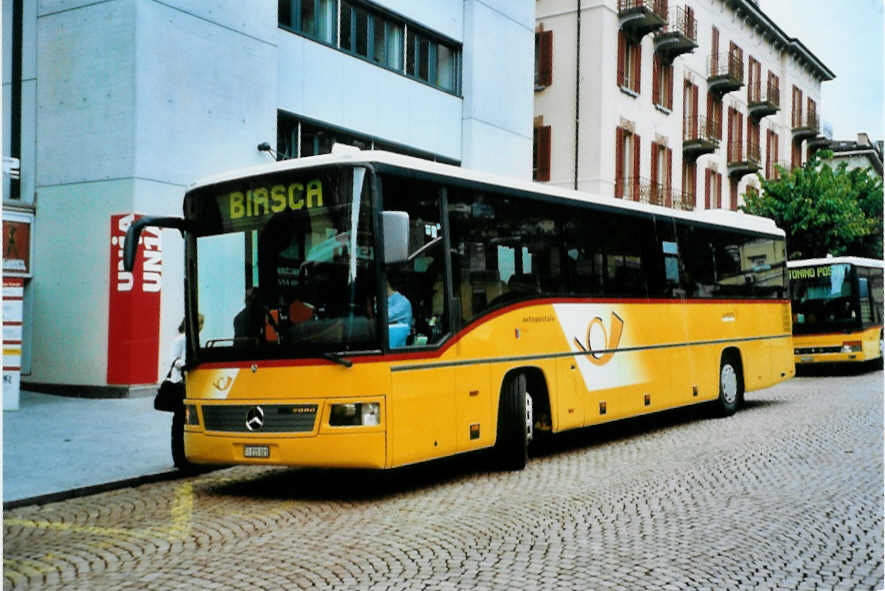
[244,445,269,458]
[800,356,814,363]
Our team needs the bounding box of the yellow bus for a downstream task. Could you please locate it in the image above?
[125,149,794,471]
[788,257,884,368]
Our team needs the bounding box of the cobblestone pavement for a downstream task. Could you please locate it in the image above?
[4,369,883,590]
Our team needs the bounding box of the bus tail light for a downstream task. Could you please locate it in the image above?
[841,341,862,353]
[330,402,380,426]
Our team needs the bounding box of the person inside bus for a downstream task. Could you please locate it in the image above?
[234,287,263,344]
[387,277,413,347]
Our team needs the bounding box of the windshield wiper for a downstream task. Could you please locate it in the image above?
[321,352,353,368]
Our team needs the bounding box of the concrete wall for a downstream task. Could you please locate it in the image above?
[25,0,534,388]
[461,0,534,179]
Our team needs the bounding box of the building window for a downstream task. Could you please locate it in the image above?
[747,56,761,103]
[279,0,337,44]
[615,127,640,199]
[727,106,743,162]
[650,141,672,205]
[707,92,723,140]
[792,85,803,127]
[280,0,460,94]
[765,129,779,179]
[682,160,697,209]
[533,124,551,181]
[705,168,722,209]
[535,28,553,89]
[406,27,459,92]
[653,54,673,111]
[767,71,780,106]
[276,111,459,164]
[617,31,641,94]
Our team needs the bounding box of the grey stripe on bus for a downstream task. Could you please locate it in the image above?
[390,333,792,373]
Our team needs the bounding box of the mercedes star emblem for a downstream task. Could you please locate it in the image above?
[245,406,265,431]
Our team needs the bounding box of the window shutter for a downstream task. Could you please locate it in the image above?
[717,173,722,209]
[738,112,743,159]
[711,27,719,73]
[632,133,641,200]
[705,169,711,209]
[666,147,673,199]
[765,130,771,178]
[666,64,673,109]
[615,127,624,198]
[617,32,625,87]
[692,84,699,137]
[540,30,553,87]
[538,125,551,182]
[651,142,659,188]
[653,55,661,105]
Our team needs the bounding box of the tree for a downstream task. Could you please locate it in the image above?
[742,150,883,260]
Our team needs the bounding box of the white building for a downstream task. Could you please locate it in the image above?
[824,132,884,179]
[2,0,534,395]
[533,0,834,211]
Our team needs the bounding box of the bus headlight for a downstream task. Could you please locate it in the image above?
[330,402,380,426]
[185,404,200,426]
[841,341,862,353]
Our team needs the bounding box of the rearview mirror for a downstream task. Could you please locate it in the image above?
[382,211,409,264]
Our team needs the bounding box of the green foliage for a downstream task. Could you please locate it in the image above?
[742,150,883,259]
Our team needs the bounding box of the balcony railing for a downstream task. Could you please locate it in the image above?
[792,111,820,140]
[683,115,720,158]
[673,191,696,211]
[727,141,761,177]
[749,79,780,119]
[708,52,744,95]
[616,175,648,201]
[654,5,698,60]
[766,160,790,180]
[619,0,668,41]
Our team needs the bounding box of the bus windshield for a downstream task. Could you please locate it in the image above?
[186,165,379,356]
[789,263,858,334]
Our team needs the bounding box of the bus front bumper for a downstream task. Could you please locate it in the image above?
[184,429,387,468]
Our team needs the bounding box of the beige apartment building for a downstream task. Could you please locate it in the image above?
[533,0,834,212]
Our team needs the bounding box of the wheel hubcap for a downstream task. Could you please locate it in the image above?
[720,364,738,405]
[525,392,534,443]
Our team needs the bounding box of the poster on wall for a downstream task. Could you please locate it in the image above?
[3,277,24,410]
[107,214,162,385]
[3,214,33,277]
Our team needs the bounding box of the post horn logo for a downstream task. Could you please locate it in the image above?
[212,376,233,391]
[574,312,624,366]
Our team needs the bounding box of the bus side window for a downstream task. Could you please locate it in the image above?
[858,277,874,324]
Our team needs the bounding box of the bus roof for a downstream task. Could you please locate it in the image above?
[188,148,785,238]
[788,256,884,269]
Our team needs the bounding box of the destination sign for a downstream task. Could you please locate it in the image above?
[216,179,325,229]
[789,266,832,280]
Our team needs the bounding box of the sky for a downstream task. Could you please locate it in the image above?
[758,0,884,144]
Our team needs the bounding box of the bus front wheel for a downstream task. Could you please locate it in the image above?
[494,373,533,471]
[716,354,743,417]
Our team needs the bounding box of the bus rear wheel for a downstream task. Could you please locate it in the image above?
[716,354,743,417]
[494,373,533,471]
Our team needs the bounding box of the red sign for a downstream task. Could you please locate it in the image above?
[107,214,162,385]
[3,220,31,275]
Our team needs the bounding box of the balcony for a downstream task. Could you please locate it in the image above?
[807,125,833,154]
[726,141,761,177]
[765,160,790,180]
[683,115,720,159]
[619,0,667,42]
[748,79,780,120]
[708,52,744,96]
[792,111,820,141]
[672,191,696,211]
[654,6,698,62]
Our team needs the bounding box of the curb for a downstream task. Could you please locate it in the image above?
[3,470,186,511]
